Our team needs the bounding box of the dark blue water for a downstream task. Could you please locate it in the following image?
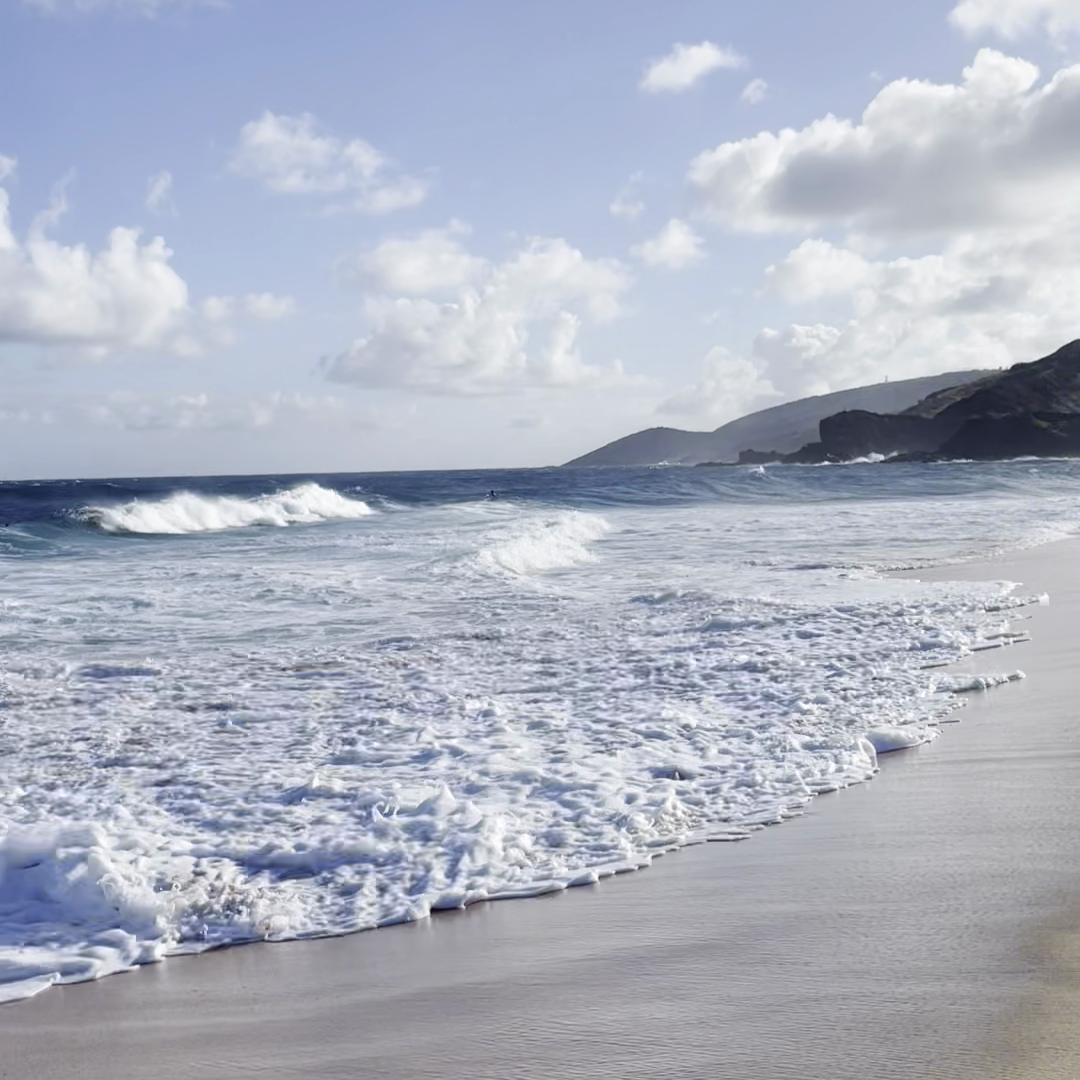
[4,459,1079,534]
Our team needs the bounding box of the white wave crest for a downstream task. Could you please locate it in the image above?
[85,483,374,535]
[477,511,611,575]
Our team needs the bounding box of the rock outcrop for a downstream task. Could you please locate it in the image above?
[786,340,1080,463]
[816,411,964,459]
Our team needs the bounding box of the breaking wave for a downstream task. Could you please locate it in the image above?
[81,483,374,535]
[476,510,611,575]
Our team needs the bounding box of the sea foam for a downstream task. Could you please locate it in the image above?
[82,482,373,535]
[0,471,1051,1004]
[476,510,610,575]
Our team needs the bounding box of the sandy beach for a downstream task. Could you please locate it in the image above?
[3,539,1080,1079]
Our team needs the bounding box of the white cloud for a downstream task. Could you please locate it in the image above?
[640,41,747,94]
[340,222,485,294]
[657,346,779,426]
[610,172,645,219]
[0,180,191,351]
[243,292,296,320]
[201,293,296,324]
[0,156,16,184]
[751,227,1078,399]
[950,0,1080,39]
[145,169,176,215]
[632,218,706,270]
[0,171,291,356]
[741,78,769,104]
[24,0,221,16]
[230,112,427,214]
[764,239,874,302]
[325,236,634,395]
[689,49,1080,236]
[680,48,1080,409]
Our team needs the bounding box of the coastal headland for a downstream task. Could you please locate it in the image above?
[569,339,1080,469]
[3,541,1079,1079]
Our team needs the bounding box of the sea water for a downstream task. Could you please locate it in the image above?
[0,460,1074,1003]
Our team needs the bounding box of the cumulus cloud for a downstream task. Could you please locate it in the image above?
[671,49,1080,413]
[610,172,645,219]
[0,178,192,351]
[338,222,485,294]
[230,112,427,214]
[657,345,779,426]
[950,0,1080,39]
[764,238,874,303]
[741,78,769,104]
[0,156,16,184]
[752,227,1079,398]
[0,169,291,356]
[24,0,221,15]
[640,41,747,94]
[145,169,176,215]
[325,235,634,395]
[632,218,706,270]
[689,49,1080,236]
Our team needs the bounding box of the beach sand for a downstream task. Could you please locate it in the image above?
[3,540,1080,1079]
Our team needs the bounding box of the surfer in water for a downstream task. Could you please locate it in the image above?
[486,489,498,500]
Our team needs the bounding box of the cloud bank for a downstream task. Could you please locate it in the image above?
[689,50,1080,236]
[670,50,1080,422]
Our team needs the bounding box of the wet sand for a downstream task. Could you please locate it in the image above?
[3,540,1080,1079]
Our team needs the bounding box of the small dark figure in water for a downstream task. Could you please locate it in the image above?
[487,489,498,500]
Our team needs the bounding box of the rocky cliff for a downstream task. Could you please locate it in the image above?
[790,340,1080,463]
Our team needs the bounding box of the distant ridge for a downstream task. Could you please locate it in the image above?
[564,370,992,467]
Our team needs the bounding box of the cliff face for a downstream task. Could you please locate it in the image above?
[937,340,1080,420]
[794,340,1080,463]
[817,411,964,459]
[937,413,1080,460]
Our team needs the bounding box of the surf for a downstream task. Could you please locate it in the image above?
[79,482,374,535]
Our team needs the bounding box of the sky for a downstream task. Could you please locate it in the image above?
[2,0,1080,478]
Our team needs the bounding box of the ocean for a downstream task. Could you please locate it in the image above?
[0,460,1075,1004]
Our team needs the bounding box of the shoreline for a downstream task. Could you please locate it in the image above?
[4,540,1080,1077]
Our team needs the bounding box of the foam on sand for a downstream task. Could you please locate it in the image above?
[0,469,1058,1004]
[864,726,939,753]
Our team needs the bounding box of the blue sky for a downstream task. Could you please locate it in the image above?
[1,0,1078,477]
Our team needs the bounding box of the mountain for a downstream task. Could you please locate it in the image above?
[802,340,1080,462]
[563,370,991,467]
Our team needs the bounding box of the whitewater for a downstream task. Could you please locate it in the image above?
[0,460,1076,1004]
